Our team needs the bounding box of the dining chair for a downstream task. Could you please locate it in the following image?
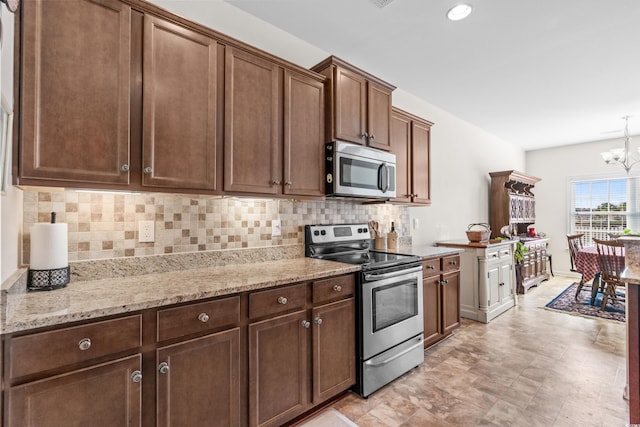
[593,238,625,310]
[567,234,586,298]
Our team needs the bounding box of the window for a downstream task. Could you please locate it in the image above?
[569,177,640,243]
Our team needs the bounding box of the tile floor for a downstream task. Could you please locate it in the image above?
[307,275,629,426]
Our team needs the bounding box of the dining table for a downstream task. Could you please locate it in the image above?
[575,245,625,305]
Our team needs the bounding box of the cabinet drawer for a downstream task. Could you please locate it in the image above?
[486,250,500,260]
[313,274,355,304]
[157,296,240,342]
[9,315,142,380]
[442,255,460,273]
[249,283,307,319]
[422,258,440,275]
[498,248,511,258]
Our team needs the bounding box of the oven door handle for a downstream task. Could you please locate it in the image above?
[364,337,424,368]
[364,265,422,281]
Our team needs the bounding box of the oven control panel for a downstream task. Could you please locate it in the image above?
[305,224,370,244]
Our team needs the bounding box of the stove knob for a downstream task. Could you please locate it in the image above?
[313,230,320,236]
[320,230,326,236]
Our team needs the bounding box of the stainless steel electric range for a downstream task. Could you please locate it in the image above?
[305,223,424,397]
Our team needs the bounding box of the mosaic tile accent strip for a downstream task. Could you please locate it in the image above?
[22,190,411,264]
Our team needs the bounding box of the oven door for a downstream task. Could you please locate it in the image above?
[361,266,423,360]
[331,145,396,198]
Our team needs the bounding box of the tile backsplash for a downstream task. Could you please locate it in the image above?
[22,189,411,264]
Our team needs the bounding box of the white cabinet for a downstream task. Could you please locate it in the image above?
[437,240,516,323]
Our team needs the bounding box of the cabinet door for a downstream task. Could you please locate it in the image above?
[390,110,412,203]
[366,82,392,151]
[422,273,442,347]
[8,355,141,427]
[487,263,501,309]
[283,70,325,197]
[442,270,461,335]
[411,119,431,205]
[20,0,131,185]
[312,298,355,403]
[499,260,513,302]
[156,328,240,427]
[142,15,220,190]
[249,310,309,427]
[333,67,367,144]
[225,48,281,194]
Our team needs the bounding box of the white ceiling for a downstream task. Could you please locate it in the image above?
[220,0,640,151]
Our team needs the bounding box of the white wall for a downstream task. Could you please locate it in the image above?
[153,0,526,246]
[1,9,22,284]
[526,136,636,276]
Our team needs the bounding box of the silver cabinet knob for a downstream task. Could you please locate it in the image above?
[285,181,292,186]
[302,320,311,328]
[362,132,369,139]
[198,313,209,323]
[158,362,169,374]
[272,180,281,185]
[78,338,92,351]
[131,370,143,383]
[370,134,375,140]
[414,194,418,198]
[333,285,342,292]
[450,260,457,265]
[120,164,130,172]
[143,166,153,174]
[277,296,288,305]
[314,316,323,325]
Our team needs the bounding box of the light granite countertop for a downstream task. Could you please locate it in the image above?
[1,257,358,335]
[0,242,463,335]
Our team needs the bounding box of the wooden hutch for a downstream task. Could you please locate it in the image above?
[489,170,550,293]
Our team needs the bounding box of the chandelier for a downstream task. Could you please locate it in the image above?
[601,116,640,174]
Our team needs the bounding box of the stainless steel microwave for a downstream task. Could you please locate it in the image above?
[325,141,396,199]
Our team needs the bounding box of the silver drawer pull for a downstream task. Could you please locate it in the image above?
[78,338,92,351]
[198,313,209,323]
[131,370,142,383]
[333,285,342,292]
[450,260,457,265]
[277,296,288,305]
[158,362,169,374]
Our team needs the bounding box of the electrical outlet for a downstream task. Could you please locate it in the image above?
[272,219,282,237]
[413,218,419,230]
[139,220,155,243]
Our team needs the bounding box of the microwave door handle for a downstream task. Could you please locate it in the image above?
[378,163,390,193]
[384,163,390,193]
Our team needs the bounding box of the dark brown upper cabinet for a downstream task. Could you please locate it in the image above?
[16,0,324,198]
[312,56,395,150]
[390,107,433,205]
[142,14,222,192]
[18,0,132,186]
[224,47,325,198]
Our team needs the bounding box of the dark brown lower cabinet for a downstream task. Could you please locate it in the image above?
[8,355,142,427]
[249,310,309,427]
[156,328,240,427]
[3,274,356,427]
[312,298,355,403]
[423,256,461,349]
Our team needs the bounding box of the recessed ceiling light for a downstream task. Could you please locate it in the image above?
[447,4,473,21]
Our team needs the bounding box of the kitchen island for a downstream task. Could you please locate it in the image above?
[435,239,518,323]
[620,236,640,424]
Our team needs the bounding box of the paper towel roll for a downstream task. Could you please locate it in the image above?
[30,223,68,270]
